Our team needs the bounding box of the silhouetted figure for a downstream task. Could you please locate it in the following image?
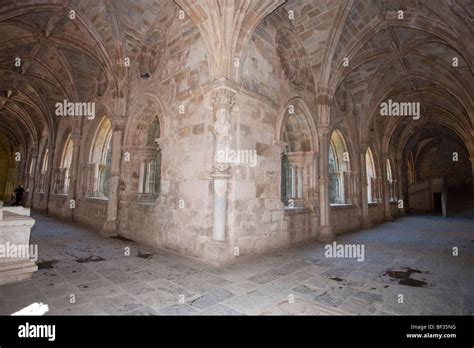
[13,184,25,206]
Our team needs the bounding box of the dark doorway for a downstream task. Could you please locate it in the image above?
[433,193,442,212]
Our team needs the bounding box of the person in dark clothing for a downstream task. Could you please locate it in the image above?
[13,184,25,206]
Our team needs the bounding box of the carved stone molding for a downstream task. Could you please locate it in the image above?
[210,164,231,178]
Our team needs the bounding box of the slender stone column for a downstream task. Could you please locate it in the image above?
[211,88,235,241]
[396,159,406,215]
[25,153,38,208]
[359,144,371,228]
[382,155,393,221]
[441,175,448,217]
[44,145,55,214]
[318,130,333,241]
[211,165,231,241]
[17,156,26,187]
[274,140,288,204]
[316,85,335,242]
[68,131,81,220]
[102,119,125,236]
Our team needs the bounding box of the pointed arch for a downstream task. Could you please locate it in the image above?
[86,116,113,198]
[329,129,352,204]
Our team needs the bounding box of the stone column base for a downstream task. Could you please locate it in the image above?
[318,225,334,242]
[205,240,231,265]
[0,260,38,286]
[101,220,118,237]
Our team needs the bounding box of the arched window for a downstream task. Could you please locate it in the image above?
[366,147,378,203]
[329,130,351,205]
[87,117,112,197]
[57,133,73,194]
[280,103,316,209]
[139,116,161,198]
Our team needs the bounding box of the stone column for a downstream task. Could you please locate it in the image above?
[274,140,288,204]
[303,151,316,204]
[211,88,235,241]
[287,152,305,207]
[316,85,334,242]
[102,119,125,236]
[211,165,231,241]
[25,153,38,208]
[382,154,393,221]
[359,144,371,228]
[318,129,333,241]
[68,131,81,220]
[441,175,448,217]
[44,145,55,214]
[396,159,406,215]
[17,152,26,187]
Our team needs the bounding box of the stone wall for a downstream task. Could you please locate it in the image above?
[74,198,108,231]
[330,205,361,235]
[368,203,384,225]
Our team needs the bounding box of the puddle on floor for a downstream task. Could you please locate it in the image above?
[76,256,105,263]
[384,267,428,287]
[37,260,58,269]
[136,252,154,259]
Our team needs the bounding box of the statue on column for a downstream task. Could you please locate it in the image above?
[213,108,232,153]
[212,88,235,166]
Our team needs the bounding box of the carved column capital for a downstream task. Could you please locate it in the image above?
[212,88,235,111]
[211,164,231,178]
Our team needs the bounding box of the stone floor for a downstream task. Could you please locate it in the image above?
[0,212,473,315]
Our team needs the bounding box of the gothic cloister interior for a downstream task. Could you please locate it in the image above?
[0,0,472,316]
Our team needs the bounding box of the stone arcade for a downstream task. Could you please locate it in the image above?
[0,0,472,316]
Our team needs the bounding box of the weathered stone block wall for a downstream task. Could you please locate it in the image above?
[224,94,289,259]
[117,5,215,259]
[390,202,401,218]
[74,198,108,231]
[331,206,361,235]
[368,203,384,225]
[32,193,48,211]
[283,209,317,244]
[47,195,69,219]
[119,93,214,260]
